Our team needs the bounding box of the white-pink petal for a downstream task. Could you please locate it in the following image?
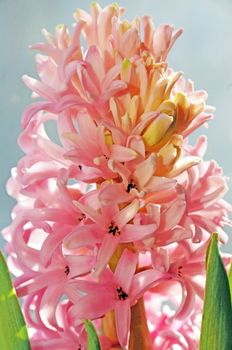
[114,249,138,293]
[94,234,120,277]
[73,201,104,226]
[122,223,156,243]
[66,254,96,277]
[133,154,156,188]
[115,300,131,348]
[70,292,115,320]
[63,225,102,249]
[114,199,139,229]
[131,269,170,302]
[111,145,138,162]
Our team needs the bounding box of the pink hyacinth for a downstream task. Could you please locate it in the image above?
[3,3,232,349]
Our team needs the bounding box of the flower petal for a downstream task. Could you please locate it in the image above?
[131,269,170,301]
[66,254,96,277]
[71,292,115,320]
[160,199,186,231]
[145,176,176,192]
[40,285,62,330]
[114,249,138,293]
[155,226,191,246]
[94,235,121,276]
[99,183,132,205]
[133,154,156,188]
[174,279,195,319]
[73,201,104,225]
[115,300,131,348]
[114,199,139,229]
[64,224,102,249]
[111,145,138,162]
[16,270,65,297]
[41,225,71,266]
[122,223,156,242]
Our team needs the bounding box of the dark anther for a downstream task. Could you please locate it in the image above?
[126,179,137,193]
[117,287,128,300]
[78,345,82,350]
[103,154,109,160]
[177,265,183,277]
[78,213,86,222]
[78,165,82,170]
[64,265,70,275]
[108,222,121,236]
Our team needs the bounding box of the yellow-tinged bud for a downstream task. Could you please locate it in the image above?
[121,58,132,82]
[155,134,183,176]
[174,92,189,131]
[56,24,65,31]
[145,78,169,112]
[112,2,120,10]
[142,113,174,149]
[175,92,188,111]
[91,1,99,7]
[129,96,140,127]
[121,112,131,133]
[188,100,205,122]
[122,20,131,33]
[157,100,176,116]
[164,71,182,99]
[104,130,113,146]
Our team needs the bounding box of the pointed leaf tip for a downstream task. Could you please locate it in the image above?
[85,319,101,350]
[200,233,232,350]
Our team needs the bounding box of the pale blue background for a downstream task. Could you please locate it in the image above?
[0,0,231,249]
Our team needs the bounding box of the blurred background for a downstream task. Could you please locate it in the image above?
[0,0,231,250]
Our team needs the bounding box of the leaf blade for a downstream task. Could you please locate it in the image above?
[200,233,232,350]
[85,319,101,350]
[228,259,232,304]
[0,251,31,350]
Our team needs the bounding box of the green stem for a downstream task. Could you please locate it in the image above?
[129,297,153,350]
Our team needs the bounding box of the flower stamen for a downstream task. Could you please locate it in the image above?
[78,213,86,222]
[126,179,137,193]
[108,222,121,236]
[116,286,128,300]
[64,265,70,275]
[177,265,183,277]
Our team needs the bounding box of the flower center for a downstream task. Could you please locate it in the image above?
[126,179,137,193]
[177,265,183,277]
[64,265,70,275]
[116,286,128,300]
[78,213,86,222]
[108,222,121,236]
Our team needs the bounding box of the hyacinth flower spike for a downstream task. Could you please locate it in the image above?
[2,3,232,349]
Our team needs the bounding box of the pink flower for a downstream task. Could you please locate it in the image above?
[15,248,96,330]
[146,297,202,349]
[70,249,170,347]
[3,3,231,349]
[65,197,156,276]
[151,240,207,320]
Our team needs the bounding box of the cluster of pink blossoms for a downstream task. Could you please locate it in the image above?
[3,3,232,349]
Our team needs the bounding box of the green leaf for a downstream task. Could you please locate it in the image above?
[85,319,101,350]
[228,260,232,304]
[200,233,232,350]
[0,251,31,350]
